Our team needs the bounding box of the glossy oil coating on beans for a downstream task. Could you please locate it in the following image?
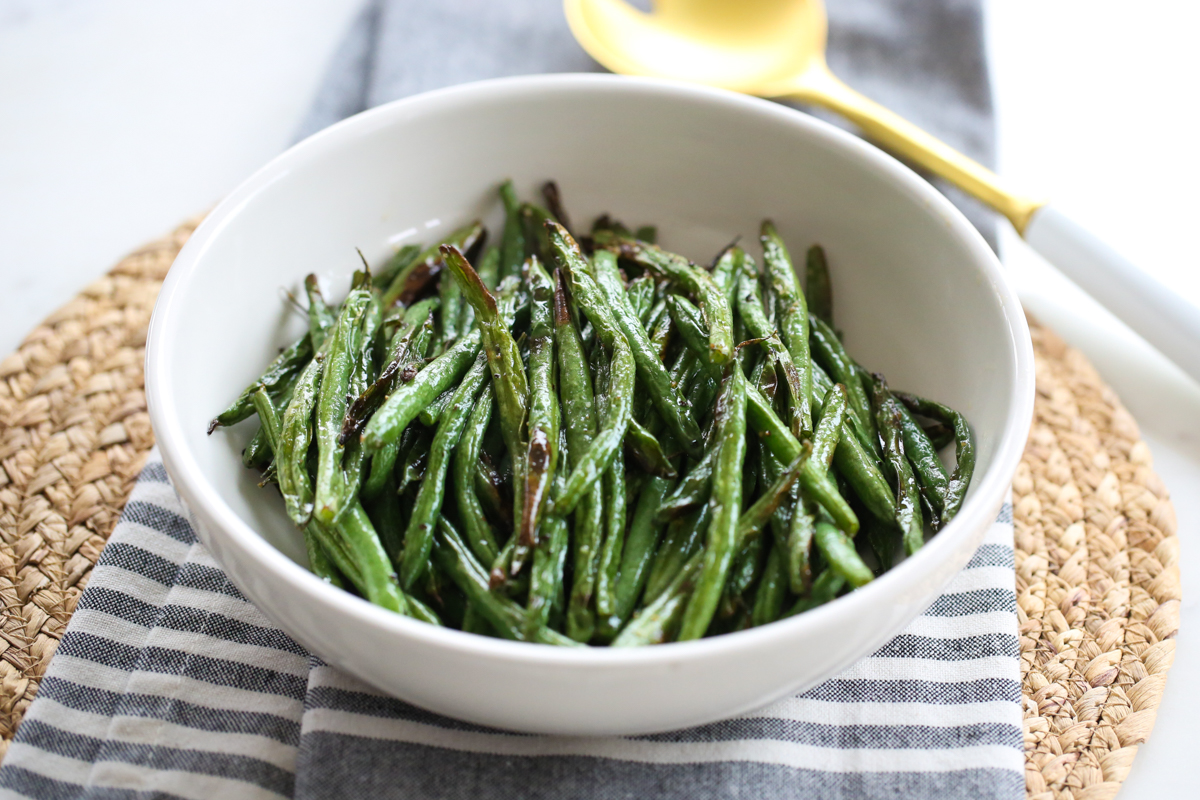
[760,221,813,436]
[677,364,746,641]
[216,181,975,648]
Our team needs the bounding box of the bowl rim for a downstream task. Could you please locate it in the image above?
[146,72,1034,668]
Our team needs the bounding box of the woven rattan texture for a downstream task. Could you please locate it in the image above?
[0,220,197,761]
[1017,324,1180,800]
[0,223,1180,798]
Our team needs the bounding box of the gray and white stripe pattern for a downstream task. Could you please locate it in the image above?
[0,454,1022,799]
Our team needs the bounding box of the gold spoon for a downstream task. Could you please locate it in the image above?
[565,0,1200,385]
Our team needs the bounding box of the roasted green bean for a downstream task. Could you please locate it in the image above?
[895,391,975,526]
[678,364,747,641]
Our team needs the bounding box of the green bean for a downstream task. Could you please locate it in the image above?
[529,407,570,627]
[313,284,372,525]
[400,352,491,589]
[736,252,806,437]
[724,534,765,606]
[678,364,747,641]
[924,419,955,451]
[735,451,806,547]
[461,603,495,637]
[686,342,722,414]
[720,443,805,601]
[665,294,709,360]
[597,230,734,366]
[277,356,323,526]
[241,426,273,471]
[595,475,673,639]
[454,385,501,565]
[250,389,282,463]
[395,428,433,496]
[785,495,816,594]
[522,202,556,262]
[364,470,404,566]
[566,483,603,642]
[831,421,896,525]
[814,520,873,588]
[339,290,382,499]
[528,514,569,628]
[553,267,598,460]
[517,257,559,559]
[552,270,604,641]
[361,328,482,451]
[433,518,580,646]
[253,387,343,587]
[476,245,501,291]
[805,244,834,329]
[348,299,443,445]
[624,419,677,478]
[656,444,715,522]
[872,376,924,555]
[612,551,703,647]
[634,224,657,244]
[540,180,572,234]
[418,388,456,427]
[405,594,444,627]
[864,514,898,572]
[556,230,700,457]
[303,526,345,589]
[338,502,408,612]
[550,248,637,516]
[210,333,312,432]
[645,300,672,359]
[710,245,740,312]
[442,246,528,531]
[304,275,337,350]
[595,444,626,619]
[499,180,525,281]
[812,364,886,485]
[758,443,793,547]
[243,365,302,471]
[759,220,813,435]
[372,243,421,291]
[591,214,631,238]
[475,455,512,535]
[744,382,859,535]
[438,255,464,350]
[894,390,974,524]
[785,568,846,616]
[812,383,848,471]
[381,220,484,308]
[628,274,655,324]
[644,501,709,604]
[809,314,877,453]
[750,547,788,627]
[305,518,362,588]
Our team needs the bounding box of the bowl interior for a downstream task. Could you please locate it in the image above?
[153,75,1024,587]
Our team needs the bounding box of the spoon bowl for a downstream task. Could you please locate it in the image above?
[566,0,828,95]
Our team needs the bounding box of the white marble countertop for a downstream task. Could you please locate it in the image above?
[1,1,1196,796]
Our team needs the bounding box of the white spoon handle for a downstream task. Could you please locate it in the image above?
[1024,204,1200,383]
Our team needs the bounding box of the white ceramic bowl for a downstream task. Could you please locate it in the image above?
[145,74,1033,736]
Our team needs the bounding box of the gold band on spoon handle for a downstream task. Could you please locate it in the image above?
[789,63,1044,233]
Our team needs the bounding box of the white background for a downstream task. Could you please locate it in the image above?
[1,0,1197,796]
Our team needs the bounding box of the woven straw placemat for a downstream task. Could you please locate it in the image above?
[0,222,1181,798]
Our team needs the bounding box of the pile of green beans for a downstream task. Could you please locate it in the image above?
[211,180,975,647]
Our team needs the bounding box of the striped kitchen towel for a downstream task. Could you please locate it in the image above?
[0,453,1022,799]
